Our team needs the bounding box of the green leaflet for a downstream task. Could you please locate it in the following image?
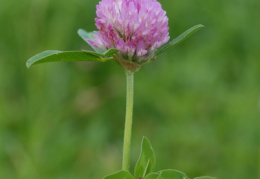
[155,24,204,57]
[78,29,119,56]
[81,48,119,58]
[78,28,105,53]
[103,48,119,57]
[26,50,113,68]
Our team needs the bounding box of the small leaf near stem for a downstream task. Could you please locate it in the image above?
[134,137,156,179]
[104,170,133,179]
[145,169,189,179]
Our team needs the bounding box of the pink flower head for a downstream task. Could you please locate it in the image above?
[88,0,170,64]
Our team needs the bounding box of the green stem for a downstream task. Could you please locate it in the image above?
[122,70,134,171]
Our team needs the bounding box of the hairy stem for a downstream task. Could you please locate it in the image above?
[122,71,134,171]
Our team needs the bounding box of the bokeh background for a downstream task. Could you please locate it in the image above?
[0,0,259,178]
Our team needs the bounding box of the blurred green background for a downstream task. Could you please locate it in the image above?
[0,0,259,178]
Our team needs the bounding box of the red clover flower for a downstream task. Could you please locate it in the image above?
[88,0,170,70]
